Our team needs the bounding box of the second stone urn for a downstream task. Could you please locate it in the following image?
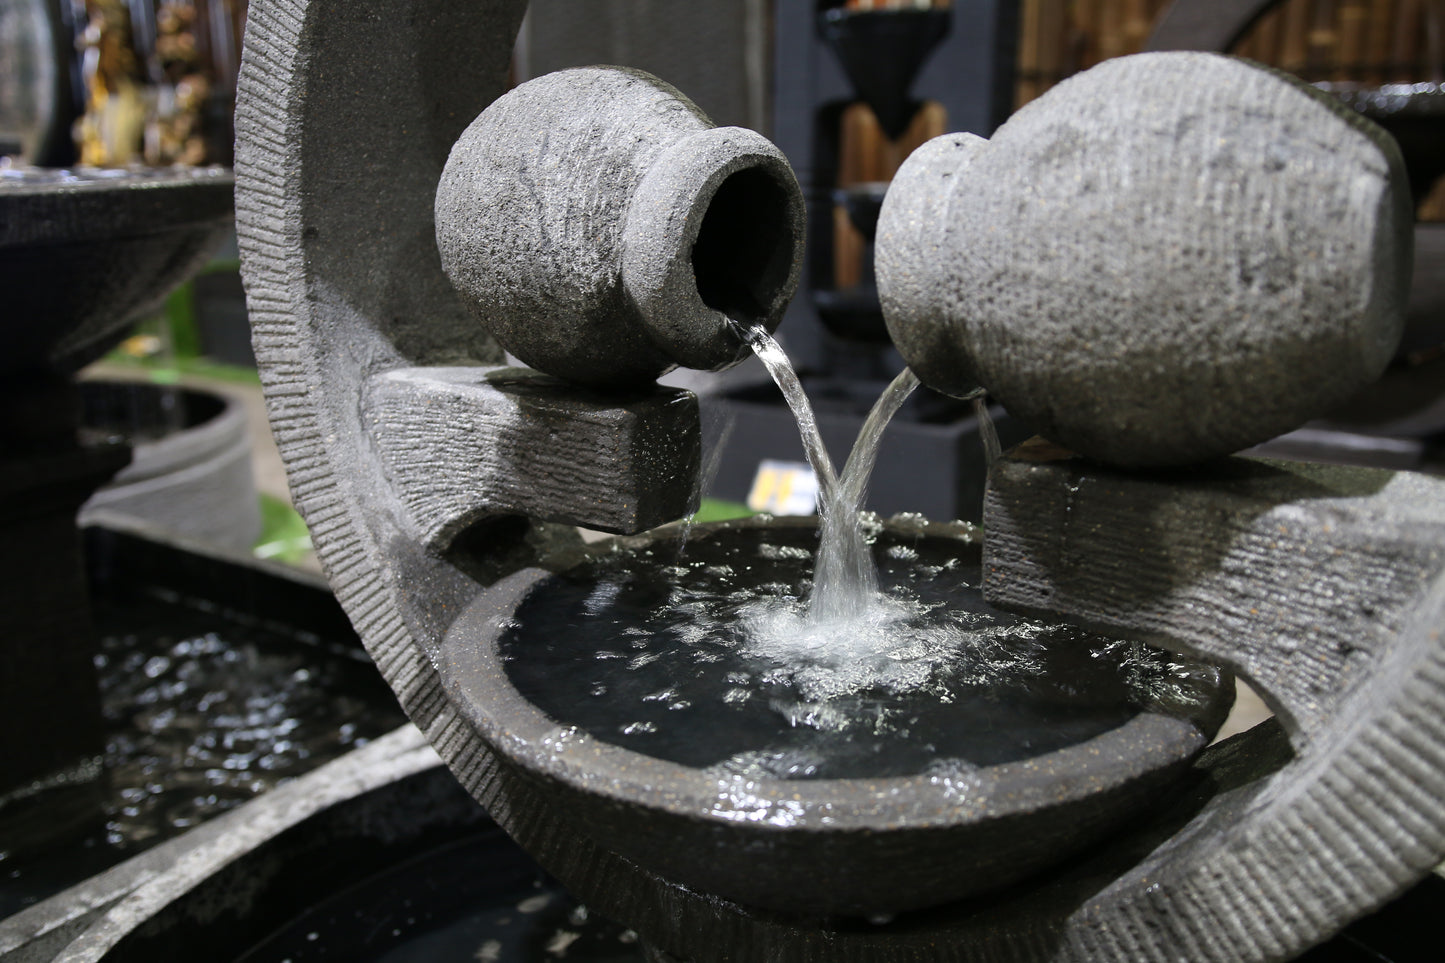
[876,52,1413,468]
[436,66,806,390]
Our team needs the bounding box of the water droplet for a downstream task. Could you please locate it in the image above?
[517,894,550,914]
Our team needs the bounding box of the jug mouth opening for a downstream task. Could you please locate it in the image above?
[622,126,804,372]
[691,166,798,329]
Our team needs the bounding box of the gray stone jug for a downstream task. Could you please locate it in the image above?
[876,52,1412,468]
[436,66,805,389]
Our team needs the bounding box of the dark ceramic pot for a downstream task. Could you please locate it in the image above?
[436,516,1233,918]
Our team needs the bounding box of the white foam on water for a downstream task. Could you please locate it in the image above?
[736,585,1061,705]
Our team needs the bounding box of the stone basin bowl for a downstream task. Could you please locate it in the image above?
[0,165,234,376]
[438,516,1234,918]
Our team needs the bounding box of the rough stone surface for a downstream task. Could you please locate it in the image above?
[435,67,805,389]
[985,441,1445,739]
[363,366,700,546]
[235,5,1445,961]
[877,52,1412,467]
[982,441,1445,960]
[875,131,987,399]
[236,1,546,928]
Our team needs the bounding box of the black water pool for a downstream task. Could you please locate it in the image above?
[0,595,406,917]
[503,524,1224,781]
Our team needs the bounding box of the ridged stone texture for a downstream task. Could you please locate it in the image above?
[878,52,1412,467]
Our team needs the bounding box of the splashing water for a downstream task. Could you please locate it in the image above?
[812,365,920,622]
[501,525,1225,780]
[730,321,919,635]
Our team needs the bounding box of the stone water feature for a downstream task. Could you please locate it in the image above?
[0,157,430,951]
[0,165,233,799]
[228,2,1445,960]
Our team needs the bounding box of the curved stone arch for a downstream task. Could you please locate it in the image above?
[235,0,531,814]
[235,3,1445,960]
[237,11,710,955]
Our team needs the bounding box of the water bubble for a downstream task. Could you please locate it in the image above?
[775,700,852,733]
[544,930,580,956]
[517,894,550,914]
[758,543,811,561]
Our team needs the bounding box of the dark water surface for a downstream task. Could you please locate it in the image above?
[0,596,405,917]
[239,828,644,963]
[503,523,1222,781]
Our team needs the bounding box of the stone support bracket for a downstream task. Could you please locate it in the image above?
[984,438,1445,739]
[362,366,701,551]
[976,438,1445,960]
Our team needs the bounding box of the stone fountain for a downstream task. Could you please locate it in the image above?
[0,164,233,800]
[226,2,1445,961]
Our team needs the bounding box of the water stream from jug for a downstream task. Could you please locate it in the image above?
[730,321,919,624]
[498,324,1225,776]
[812,365,920,622]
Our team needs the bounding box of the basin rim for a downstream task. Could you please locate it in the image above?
[439,516,1233,836]
[0,166,235,248]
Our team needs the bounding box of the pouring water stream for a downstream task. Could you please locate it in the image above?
[497,322,1217,776]
[729,321,922,624]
